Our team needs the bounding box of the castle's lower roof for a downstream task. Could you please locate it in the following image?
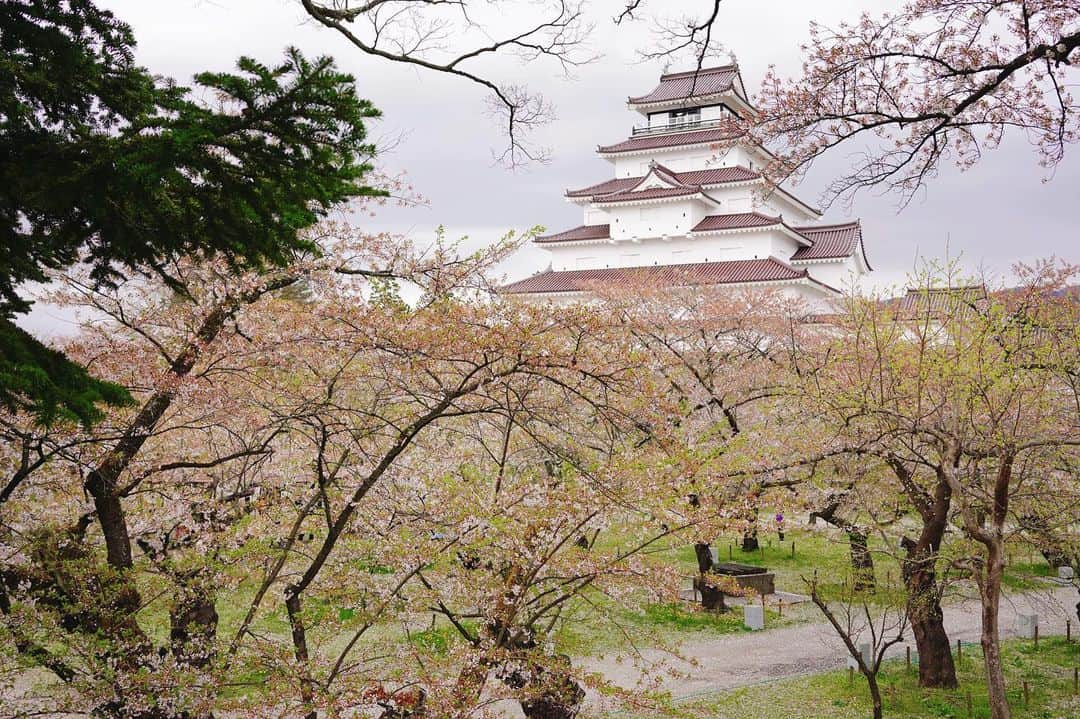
[790,221,871,267]
[500,257,836,295]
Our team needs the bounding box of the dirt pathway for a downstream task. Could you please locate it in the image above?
[583,585,1078,701]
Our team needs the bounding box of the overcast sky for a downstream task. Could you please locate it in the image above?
[22,0,1080,332]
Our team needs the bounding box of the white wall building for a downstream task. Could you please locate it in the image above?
[501,65,872,305]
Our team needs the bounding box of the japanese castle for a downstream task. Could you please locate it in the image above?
[500,65,872,304]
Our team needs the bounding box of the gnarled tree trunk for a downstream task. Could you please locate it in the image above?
[902,542,957,689]
[892,462,957,689]
[518,655,585,719]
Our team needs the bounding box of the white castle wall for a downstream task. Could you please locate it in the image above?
[791,256,863,291]
[603,198,711,240]
[610,144,763,178]
[544,228,803,272]
[520,280,835,308]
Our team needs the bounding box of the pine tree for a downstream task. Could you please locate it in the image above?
[1,0,383,425]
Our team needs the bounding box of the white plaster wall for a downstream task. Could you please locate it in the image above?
[509,280,836,311]
[583,207,609,225]
[605,200,697,240]
[750,227,804,258]
[765,191,819,224]
[796,256,863,290]
[608,141,770,177]
[776,283,837,309]
[755,196,785,218]
[543,231,780,272]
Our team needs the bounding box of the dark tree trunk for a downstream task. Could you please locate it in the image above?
[694,542,713,573]
[904,559,957,689]
[1017,514,1075,568]
[693,543,727,610]
[518,655,585,719]
[848,528,876,592]
[695,575,727,612]
[285,590,317,719]
[170,578,219,670]
[900,523,956,686]
[814,498,876,592]
[867,672,884,719]
[890,461,958,689]
[1040,547,1071,568]
[741,495,759,552]
[377,688,426,718]
[978,541,1010,719]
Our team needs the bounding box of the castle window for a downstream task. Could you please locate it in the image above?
[670,107,701,126]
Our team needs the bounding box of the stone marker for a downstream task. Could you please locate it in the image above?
[847,642,872,669]
[1059,565,1075,581]
[743,604,764,631]
[1017,613,1039,639]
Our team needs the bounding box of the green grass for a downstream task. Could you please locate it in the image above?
[669,637,1080,719]
[556,524,1061,656]
[1002,560,1057,591]
[638,602,757,633]
[653,525,1058,602]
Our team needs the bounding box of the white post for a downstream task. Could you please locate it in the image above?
[743,604,764,631]
[1016,613,1039,639]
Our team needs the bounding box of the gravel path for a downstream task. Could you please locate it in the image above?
[583,584,1078,701]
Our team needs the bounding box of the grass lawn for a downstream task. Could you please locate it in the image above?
[672,637,1080,719]
[645,522,1059,604]
[558,522,1061,655]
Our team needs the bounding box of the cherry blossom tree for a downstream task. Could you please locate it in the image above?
[754,0,1080,207]
[802,259,1080,718]
[0,196,729,718]
[591,283,820,614]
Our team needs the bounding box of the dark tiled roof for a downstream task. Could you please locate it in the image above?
[566,166,760,199]
[791,221,871,267]
[500,257,812,294]
[678,165,760,185]
[629,66,740,105]
[691,212,782,232]
[598,127,737,154]
[594,185,702,204]
[889,286,986,315]
[566,177,640,198]
[535,224,610,244]
[585,161,705,204]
